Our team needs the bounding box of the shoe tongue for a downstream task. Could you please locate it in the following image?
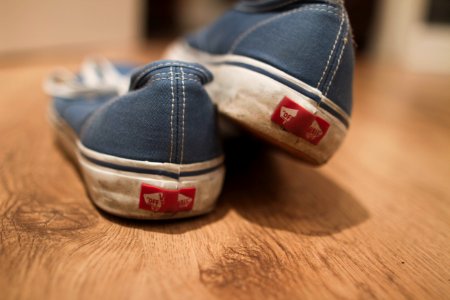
[129,60,213,90]
[235,0,341,12]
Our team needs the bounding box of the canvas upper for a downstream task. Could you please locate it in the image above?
[52,60,222,164]
[186,0,354,116]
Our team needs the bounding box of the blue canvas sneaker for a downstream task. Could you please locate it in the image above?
[48,60,225,219]
[166,0,354,165]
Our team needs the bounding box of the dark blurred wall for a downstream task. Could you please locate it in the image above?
[427,0,450,24]
[144,0,177,37]
[344,0,378,53]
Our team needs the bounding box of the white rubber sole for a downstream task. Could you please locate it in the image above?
[165,41,350,165]
[49,110,225,219]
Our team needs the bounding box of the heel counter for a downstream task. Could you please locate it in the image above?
[80,61,220,164]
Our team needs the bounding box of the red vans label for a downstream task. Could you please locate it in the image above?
[271,96,330,145]
[139,184,195,212]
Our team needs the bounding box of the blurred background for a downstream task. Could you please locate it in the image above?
[1,4,449,297]
[0,0,449,73]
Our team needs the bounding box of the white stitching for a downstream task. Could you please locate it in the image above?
[153,72,198,77]
[317,10,345,88]
[148,78,201,83]
[169,66,175,163]
[239,2,339,12]
[133,62,209,86]
[229,7,339,53]
[325,30,349,95]
[137,63,206,75]
[180,67,186,164]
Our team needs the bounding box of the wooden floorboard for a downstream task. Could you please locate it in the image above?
[0,44,449,300]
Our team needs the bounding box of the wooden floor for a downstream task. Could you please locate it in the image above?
[1,43,449,300]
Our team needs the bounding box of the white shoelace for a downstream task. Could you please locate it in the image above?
[43,57,131,98]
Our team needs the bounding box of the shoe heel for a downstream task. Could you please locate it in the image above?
[206,63,347,165]
[78,152,225,219]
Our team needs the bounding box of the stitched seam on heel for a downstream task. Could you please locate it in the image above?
[169,66,175,163]
[317,9,345,89]
[324,17,350,96]
[175,70,180,164]
[180,67,187,164]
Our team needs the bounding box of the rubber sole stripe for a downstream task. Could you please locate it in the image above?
[80,152,224,180]
[215,61,350,128]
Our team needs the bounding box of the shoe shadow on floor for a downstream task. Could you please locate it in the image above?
[223,135,370,236]
[89,134,369,236]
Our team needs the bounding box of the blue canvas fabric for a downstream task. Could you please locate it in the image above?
[186,0,354,115]
[52,62,137,134]
[53,93,118,134]
[113,63,136,76]
[79,60,222,164]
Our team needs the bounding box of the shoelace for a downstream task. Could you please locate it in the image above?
[43,57,131,98]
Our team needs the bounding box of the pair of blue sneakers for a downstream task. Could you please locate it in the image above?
[47,0,354,219]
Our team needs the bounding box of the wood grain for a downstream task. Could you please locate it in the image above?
[0,43,449,300]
